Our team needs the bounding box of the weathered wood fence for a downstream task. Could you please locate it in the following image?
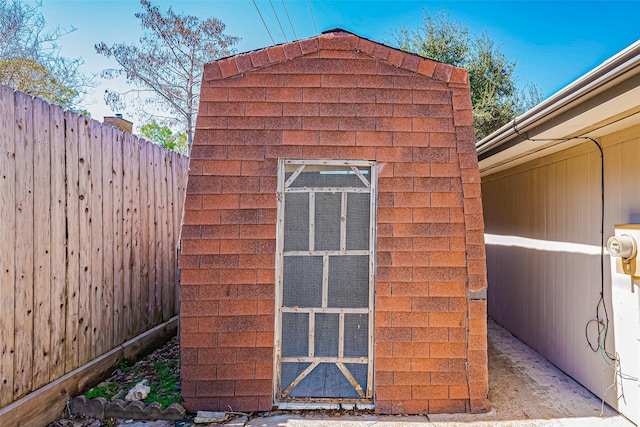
[0,85,189,408]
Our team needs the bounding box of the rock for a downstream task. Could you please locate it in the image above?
[142,402,164,420]
[193,411,227,423]
[115,421,173,427]
[68,396,106,420]
[162,402,187,420]
[125,380,151,401]
[124,400,146,418]
[104,399,129,419]
[226,416,248,426]
[90,398,187,422]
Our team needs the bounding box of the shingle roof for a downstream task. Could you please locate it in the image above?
[203,28,468,85]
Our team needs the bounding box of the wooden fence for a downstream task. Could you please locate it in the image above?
[0,86,189,408]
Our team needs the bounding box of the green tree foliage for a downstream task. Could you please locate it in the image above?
[0,57,76,104]
[139,122,188,155]
[390,10,543,139]
[0,0,90,110]
[95,0,240,153]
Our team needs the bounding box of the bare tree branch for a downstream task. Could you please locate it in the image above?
[95,0,240,152]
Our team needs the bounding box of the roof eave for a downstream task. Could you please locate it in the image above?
[476,39,640,157]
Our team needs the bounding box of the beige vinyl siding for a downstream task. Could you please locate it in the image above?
[481,124,640,406]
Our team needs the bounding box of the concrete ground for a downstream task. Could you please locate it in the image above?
[245,319,634,427]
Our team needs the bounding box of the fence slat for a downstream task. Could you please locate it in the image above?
[170,153,177,313]
[64,111,80,373]
[160,154,170,321]
[153,148,163,325]
[13,91,35,400]
[32,97,51,390]
[139,140,150,328]
[77,115,92,365]
[169,153,179,317]
[49,104,66,381]
[0,86,16,407]
[174,155,188,315]
[174,155,187,308]
[130,133,142,337]
[112,131,125,344]
[101,125,114,352]
[122,133,134,339]
[147,142,157,324]
[166,153,176,316]
[89,119,104,358]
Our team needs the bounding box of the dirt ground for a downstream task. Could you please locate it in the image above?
[425,319,631,426]
[486,320,604,420]
[48,320,634,427]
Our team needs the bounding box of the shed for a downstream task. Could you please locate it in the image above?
[179,29,488,415]
[478,41,640,424]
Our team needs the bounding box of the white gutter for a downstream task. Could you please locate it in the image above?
[476,39,640,156]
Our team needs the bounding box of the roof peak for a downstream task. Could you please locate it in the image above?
[204,30,467,86]
[321,27,355,35]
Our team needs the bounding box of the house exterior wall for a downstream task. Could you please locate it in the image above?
[179,31,488,414]
[103,115,133,133]
[481,123,640,407]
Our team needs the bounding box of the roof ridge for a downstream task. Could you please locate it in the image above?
[204,30,467,86]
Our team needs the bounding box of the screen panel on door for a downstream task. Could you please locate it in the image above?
[275,160,376,403]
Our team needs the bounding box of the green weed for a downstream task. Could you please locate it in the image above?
[85,382,120,400]
[84,338,181,409]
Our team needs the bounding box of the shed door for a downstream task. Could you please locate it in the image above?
[275,160,376,404]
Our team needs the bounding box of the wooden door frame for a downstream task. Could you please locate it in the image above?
[273,159,377,406]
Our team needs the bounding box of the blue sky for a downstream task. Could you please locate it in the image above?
[40,0,640,125]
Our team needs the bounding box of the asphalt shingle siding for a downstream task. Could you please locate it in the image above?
[179,30,489,415]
